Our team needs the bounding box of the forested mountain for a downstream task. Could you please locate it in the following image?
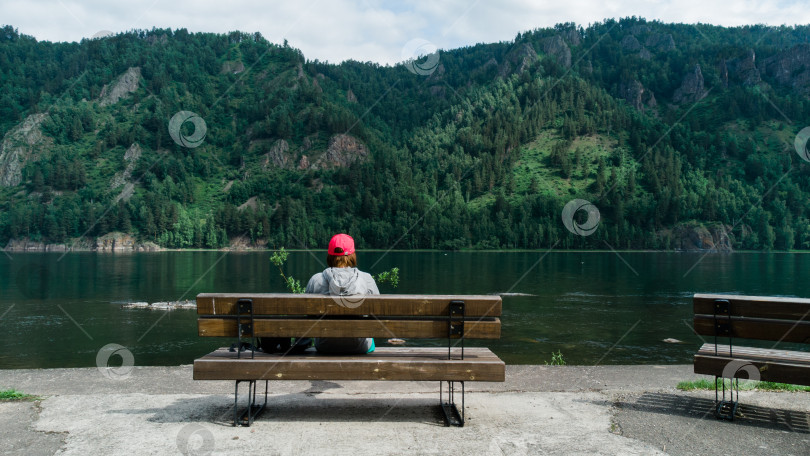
[1,18,810,251]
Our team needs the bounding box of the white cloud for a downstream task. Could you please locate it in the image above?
[2,0,809,64]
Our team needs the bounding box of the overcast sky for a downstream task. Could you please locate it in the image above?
[3,0,810,64]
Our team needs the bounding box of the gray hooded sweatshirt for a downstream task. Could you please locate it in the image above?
[306,267,379,354]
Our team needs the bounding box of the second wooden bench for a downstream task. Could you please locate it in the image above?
[692,293,810,419]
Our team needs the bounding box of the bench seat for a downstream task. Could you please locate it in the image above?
[694,343,810,386]
[194,346,505,382]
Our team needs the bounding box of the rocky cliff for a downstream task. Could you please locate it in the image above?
[726,49,761,87]
[645,33,675,52]
[262,139,290,169]
[98,67,141,106]
[761,44,810,94]
[321,134,369,168]
[672,223,733,252]
[620,80,657,111]
[0,113,50,187]
[221,60,245,74]
[499,43,537,76]
[4,233,161,252]
[109,143,141,201]
[672,65,707,104]
[542,36,571,69]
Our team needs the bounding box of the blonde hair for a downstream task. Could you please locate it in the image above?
[327,252,357,268]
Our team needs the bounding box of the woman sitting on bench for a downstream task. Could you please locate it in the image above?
[304,233,379,354]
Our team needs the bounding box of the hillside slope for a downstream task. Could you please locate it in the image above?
[1,18,809,250]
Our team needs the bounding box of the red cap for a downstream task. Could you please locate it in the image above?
[328,233,355,256]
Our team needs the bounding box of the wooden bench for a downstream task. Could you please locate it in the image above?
[193,293,505,426]
[692,293,810,420]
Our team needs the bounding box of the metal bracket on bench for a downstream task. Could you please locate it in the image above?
[715,376,740,421]
[448,300,465,360]
[440,381,465,427]
[712,298,738,420]
[234,380,268,426]
[236,299,255,359]
[712,299,732,356]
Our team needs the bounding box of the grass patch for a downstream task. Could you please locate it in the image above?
[677,378,810,392]
[0,389,38,401]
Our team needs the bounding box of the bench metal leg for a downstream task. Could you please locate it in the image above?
[234,380,269,427]
[714,376,739,421]
[439,381,465,427]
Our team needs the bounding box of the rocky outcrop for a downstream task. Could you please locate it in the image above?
[0,113,50,187]
[563,29,581,46]
[4,235,161,252]
[110,143,141,198]
[500,43,538,76]
[620,35,642,52]
[96,232,136,251]
[621,34,654,60]
[346,89,357,103]
[99,67,141,106]
[221,60,245,74]
[238,196,259,211]
[672,65,707,104]
[629,25,651,35]
[639,47,652,60]
[645,33,675,52]
[761,44,810,94]
[542,36,571,69]
[718,58,729,88]
[322,134,368,168]
[298,155,310,170]
[3,239,74,252]
[262,139,289,169]
[293,135,369,170]
[620,80,657,111]
[726,49,761,87]
[673,223,733,252]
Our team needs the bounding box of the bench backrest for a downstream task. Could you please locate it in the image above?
[197,293,502,340]
[693,294,810,344]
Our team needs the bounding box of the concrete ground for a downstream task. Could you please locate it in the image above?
[0,365,808,455]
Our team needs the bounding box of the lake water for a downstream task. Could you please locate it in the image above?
[1,251,808,368]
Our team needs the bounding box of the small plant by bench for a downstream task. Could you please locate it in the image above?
[193,293,505,426]
[691,293,810,420]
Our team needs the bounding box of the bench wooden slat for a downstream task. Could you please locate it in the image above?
[198,317,501,339]
[193,347,505,382]
[697,343,810,365]
[694,354,810,386]
[197,294,502,317]
[693,315,810,343]
[694,294,810,320]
